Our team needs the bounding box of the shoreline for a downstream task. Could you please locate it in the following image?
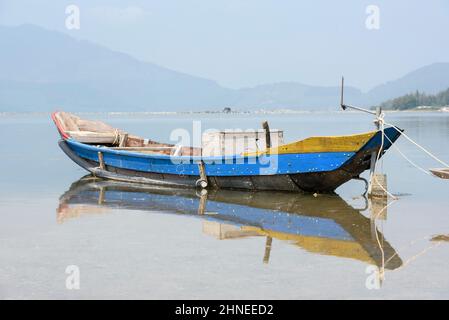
[1,108,449,118]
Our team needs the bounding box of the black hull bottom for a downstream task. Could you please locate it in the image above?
[59,140,377,193]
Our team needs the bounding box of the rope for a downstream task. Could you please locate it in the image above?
[399,241,442,269]
[383,133,433,176]
[371,168,397,200]
[367,113,447,277]
[369,113,449,197]
[384,236,442,272]
[384,121,449,168]
[370,113,398,200]
[372,217,386,282]
[371,198,397,220]
[369,202,444,277]
[370,196,398,283]
[112,129,120,145]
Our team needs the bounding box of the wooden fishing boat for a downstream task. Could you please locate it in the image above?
[57,177,402,269]
[52,111,402,192]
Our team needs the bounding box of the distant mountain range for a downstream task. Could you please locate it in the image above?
[1,24,449,112]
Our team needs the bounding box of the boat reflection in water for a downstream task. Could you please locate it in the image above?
[57,177,402,271]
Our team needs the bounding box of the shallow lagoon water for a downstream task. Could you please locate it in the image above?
[1,111,449,299]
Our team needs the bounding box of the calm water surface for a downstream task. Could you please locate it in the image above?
[1,111,449,299]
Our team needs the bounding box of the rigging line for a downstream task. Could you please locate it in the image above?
[112,129,120,145]
[396,241,442,272]
[383,133,433,176]
[372,198,397,220]
[371,166,396,200]
[371,114,398,200]
[371,114,387,279]
[372,217,385,282]
[384,121,449,168]
[384,235,436,266]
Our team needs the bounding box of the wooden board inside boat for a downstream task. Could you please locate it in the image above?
[66,131,120,144]
[52,111,201,156]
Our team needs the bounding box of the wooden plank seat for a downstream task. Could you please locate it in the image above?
[66,131,121,144]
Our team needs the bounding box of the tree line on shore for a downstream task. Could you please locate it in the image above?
[378,87,449,110]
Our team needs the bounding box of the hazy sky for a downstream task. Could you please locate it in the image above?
[1,0,448,91]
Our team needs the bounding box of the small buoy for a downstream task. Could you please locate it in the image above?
[196,179,208,189]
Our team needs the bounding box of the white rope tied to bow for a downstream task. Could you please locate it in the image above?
[383,133,433,176]
[370,112,398,200]
[384,121,449,169]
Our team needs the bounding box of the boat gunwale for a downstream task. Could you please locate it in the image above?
[65,137,360,162]
[53,111,402,163]
[65,126,401,163]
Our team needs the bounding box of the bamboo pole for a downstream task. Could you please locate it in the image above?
[98,152,105,170]
[262,121,271,150]
[263,236,273,264]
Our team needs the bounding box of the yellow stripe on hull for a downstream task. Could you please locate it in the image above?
[246,131,377,155]
[241,227,375,265]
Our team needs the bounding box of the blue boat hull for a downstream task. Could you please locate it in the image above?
[58,127,401,192]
